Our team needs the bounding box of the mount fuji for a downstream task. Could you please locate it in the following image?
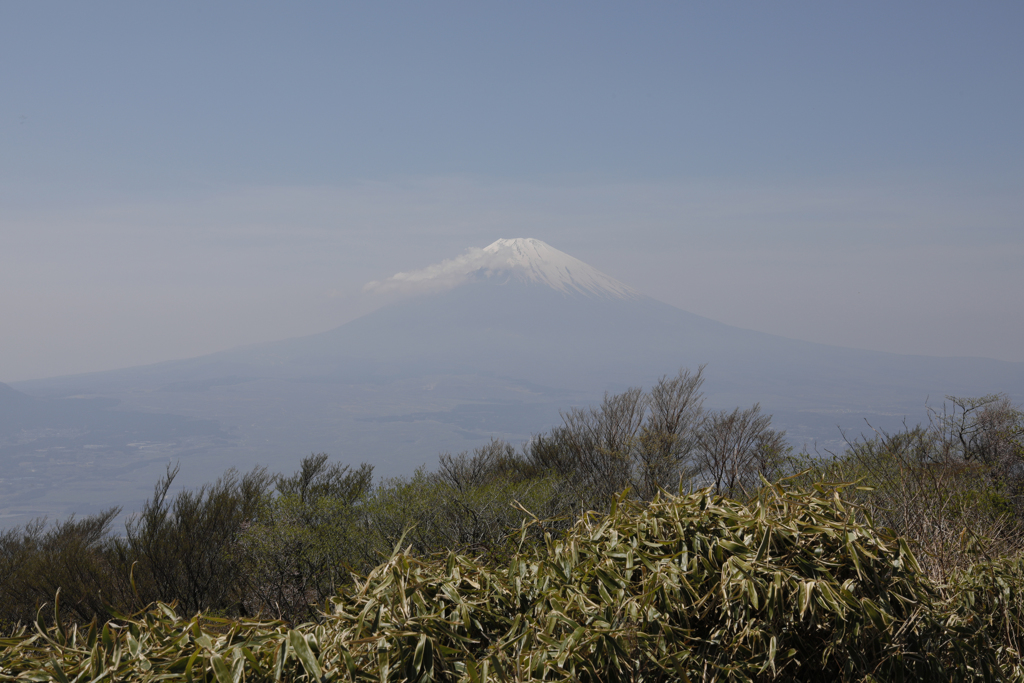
[6,238,1024,527]
[364,238,641,299]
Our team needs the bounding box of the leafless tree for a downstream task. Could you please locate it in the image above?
[527,366,707,505]
[634,366,706,498]
[805,395,1024,582]
[693,403,787,499]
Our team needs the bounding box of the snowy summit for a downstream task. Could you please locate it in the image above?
[363,238,640,299]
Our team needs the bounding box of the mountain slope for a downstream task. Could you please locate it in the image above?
[6,238,1023,527]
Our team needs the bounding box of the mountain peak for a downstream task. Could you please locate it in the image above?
[364,238,641,299]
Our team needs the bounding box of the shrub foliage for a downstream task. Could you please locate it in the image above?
[3,485,1024,681]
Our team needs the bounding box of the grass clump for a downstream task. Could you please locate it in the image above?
[4,483,1023,682]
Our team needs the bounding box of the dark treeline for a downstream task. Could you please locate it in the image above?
[2,367,1023,629]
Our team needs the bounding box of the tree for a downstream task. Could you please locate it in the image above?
[113,463,272,615]
[0,508,120,628]
[238,455,373,622]
[797,394,1024,581]
[526,367,708,506]
[693,403,788,499]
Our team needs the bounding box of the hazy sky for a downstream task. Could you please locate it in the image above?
[2,3,1023,383]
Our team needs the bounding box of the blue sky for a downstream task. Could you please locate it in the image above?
[2,2,1023,381]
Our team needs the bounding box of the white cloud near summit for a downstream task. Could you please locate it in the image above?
[362,245,499,296]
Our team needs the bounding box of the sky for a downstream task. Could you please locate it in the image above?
[1,2,1023,383]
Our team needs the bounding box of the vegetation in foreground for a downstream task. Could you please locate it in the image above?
[2,367,1024,680]
[4,485,1024,681]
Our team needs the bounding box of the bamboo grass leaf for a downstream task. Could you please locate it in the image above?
[210,654,233,683]
[288,630,322,680]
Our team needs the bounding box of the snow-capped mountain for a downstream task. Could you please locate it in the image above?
[364,238,640,299]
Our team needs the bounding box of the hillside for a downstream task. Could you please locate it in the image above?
[6,239,1024,527]
[4,486,1023,681]
[4,374,1024,679]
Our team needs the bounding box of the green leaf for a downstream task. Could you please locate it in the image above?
[47,659,70,683]
[211,654,233,683]
[289,630,322,680]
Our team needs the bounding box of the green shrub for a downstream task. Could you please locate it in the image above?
[238,456,375,622]
[8,485,1021,682]
[320,484,1006,681]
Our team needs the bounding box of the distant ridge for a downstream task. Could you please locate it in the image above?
[364,238,641,299]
